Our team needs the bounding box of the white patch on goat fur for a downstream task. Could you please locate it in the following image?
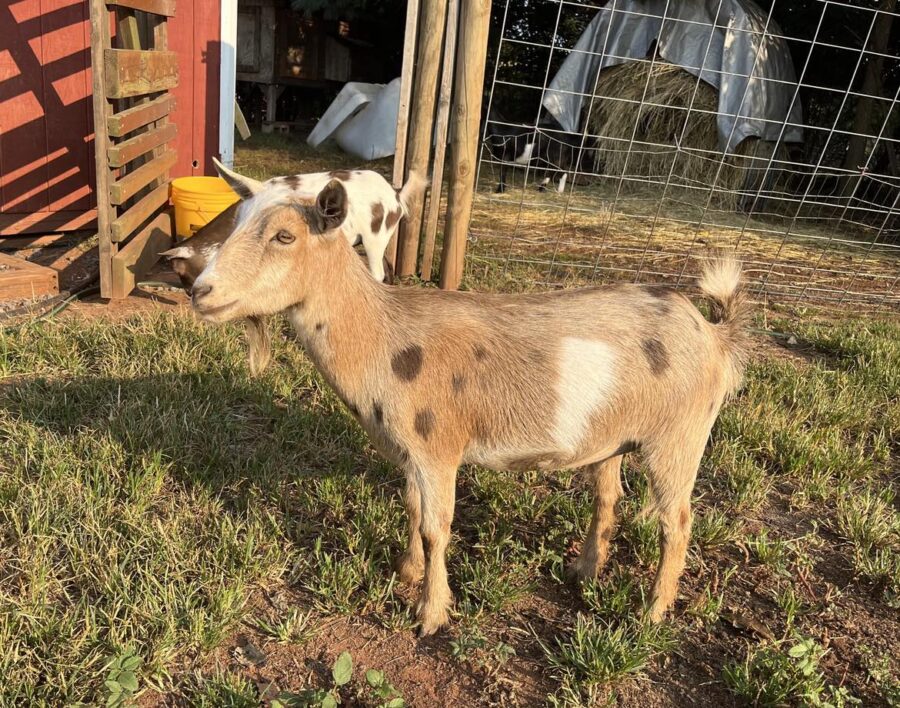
[553,338,616,453]
[557,173,567,193]
[514,142,535,165]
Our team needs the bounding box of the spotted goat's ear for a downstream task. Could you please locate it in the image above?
[212,157,263,199]
[315,179,348,232]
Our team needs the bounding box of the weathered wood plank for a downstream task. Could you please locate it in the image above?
[90,0,117,297]
[109,0,176,16]
[0,253,59,300]
[107,94,175,137]
[109,150,176,205]
[104,49,178,98]
[439,0,492,290]
[111,182,170,242]
[110,212,172,298]
[108,123,177,167]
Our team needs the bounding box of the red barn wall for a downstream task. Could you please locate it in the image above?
[168,0,220,178]
[0,0,97,235]
[0,0,221,237]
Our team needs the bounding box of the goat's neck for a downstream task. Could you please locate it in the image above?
[286,240,391,401]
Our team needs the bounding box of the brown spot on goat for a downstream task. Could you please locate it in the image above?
[451,373,466,393]
[371,203,385,233]
[679,506,690,529]
[642,338,669,375]
[283,174,301,190]
[473,344,488,361]
[414,409,435,440]
[315,321,326,332]
[373,401,384,424]
[329,169,352,180]
[392,345,423,381]
[385,207,402,230]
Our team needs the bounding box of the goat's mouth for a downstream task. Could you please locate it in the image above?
[193,299,239,321]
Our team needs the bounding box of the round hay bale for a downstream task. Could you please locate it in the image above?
[587,60,784,210]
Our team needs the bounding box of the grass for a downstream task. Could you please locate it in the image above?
[1,306,898,705]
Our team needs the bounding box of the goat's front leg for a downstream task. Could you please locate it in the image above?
[413,461,457,636]
[395,472,424,584]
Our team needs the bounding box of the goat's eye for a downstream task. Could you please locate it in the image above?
[273,230,295,244]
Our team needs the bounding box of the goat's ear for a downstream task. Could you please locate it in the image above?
[316,179,348,231]
[212,157,262,199]
[159,245,194,260]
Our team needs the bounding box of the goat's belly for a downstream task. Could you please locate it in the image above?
[464,444,579,472]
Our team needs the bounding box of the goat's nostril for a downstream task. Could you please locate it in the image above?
[191,284,212,301]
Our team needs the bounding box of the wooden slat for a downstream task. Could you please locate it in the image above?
[439,0,491,290]
[111,182,169,242]
[107,95,175,137]
[420,0,460,281]
[104,49,178,98]
[109,0,176,16]
[109,149,176,205]
[108,123,177,168]
[90,0,117,298]
[0,253,59,300]
[110,212,172,299]
[387,0,421,267]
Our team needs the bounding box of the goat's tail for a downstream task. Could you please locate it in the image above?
[397,171,428,216]
[243,315,272,377]
[699,251,751,393]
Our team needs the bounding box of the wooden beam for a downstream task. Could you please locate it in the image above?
[107,94,175,137]
[110,212,172,298]
[111,182,170,242]
[396,0,449,277]
[90,0,116,298]
[234,99,251,140]
[0,253,59,300]
[439,0,491,290]
[387,0,421,268]
[108,0,176,16]
[108,123,177,167]
[104,49,178,98]
[109,149,176,205]
[420,0,460,281]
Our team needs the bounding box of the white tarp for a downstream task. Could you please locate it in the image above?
[307,78,401,160]
[542,0,803,152]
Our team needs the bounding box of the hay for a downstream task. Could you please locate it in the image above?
[587,61,785,210]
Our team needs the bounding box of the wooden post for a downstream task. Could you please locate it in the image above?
[419,0,460,281]
[90,0,116,298]
[439,0,491,290]
[395,0,449,277]
[387,0,421,268]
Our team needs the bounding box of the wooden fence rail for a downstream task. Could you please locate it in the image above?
[89,0,177,298]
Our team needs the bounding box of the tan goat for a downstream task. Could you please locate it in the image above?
[191,169,751,636]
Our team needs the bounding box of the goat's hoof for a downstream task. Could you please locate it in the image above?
[415,605,450,637]
[645,600,669,624]
[566,557,599,583]
[537,185,547,193]
[395,552,425,584]
[495,184,506,194]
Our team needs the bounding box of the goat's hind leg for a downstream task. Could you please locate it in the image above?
[644,443,704,622]
[568,455,624,580]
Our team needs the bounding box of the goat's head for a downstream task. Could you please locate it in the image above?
[191,159,348,323]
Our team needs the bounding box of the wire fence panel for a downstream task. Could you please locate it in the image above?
[470,0,900,313]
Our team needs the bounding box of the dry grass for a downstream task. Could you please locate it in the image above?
[586,60,788,211]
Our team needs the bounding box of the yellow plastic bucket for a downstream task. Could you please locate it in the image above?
[170,176,240,239]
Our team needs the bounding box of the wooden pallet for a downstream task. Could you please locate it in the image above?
[0,253,59,300]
